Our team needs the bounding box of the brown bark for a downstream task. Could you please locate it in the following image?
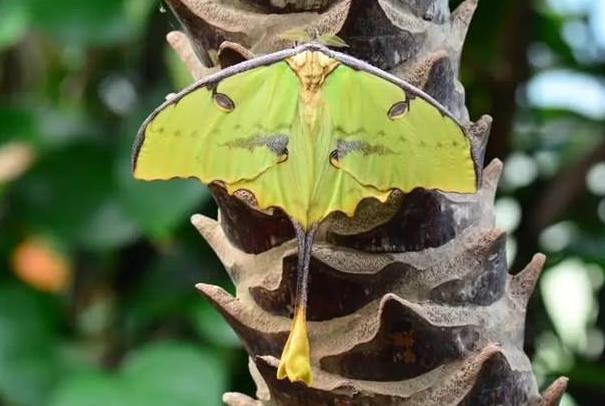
[158,0,567,404]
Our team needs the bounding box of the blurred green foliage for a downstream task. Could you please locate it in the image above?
[0,0,604,405]
[460,0,605,405]
[0,0,245,405]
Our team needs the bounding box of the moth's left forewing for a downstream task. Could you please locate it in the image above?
[132,61,299,188]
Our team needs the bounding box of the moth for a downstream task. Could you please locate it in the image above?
[132,43,477,386]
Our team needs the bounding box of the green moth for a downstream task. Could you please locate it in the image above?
[132,43,477,386]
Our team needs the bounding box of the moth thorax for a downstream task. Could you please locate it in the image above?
[287,51,339,94]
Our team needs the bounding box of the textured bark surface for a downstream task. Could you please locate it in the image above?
[162,0,568,404]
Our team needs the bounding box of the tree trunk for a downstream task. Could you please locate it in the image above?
[161,0,568,404]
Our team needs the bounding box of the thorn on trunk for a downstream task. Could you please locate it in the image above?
[510,253,546,308]
[540,376,569,406]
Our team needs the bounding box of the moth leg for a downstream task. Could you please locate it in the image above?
[277,223,317,386]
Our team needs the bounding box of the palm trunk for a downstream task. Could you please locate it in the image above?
[162,0,568,404]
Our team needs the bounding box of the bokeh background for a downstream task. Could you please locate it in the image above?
[0,0,604,405]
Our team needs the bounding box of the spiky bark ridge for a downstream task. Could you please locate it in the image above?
[162,0,567,404]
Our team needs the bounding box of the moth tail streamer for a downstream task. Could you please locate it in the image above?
[277,224,316,386]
